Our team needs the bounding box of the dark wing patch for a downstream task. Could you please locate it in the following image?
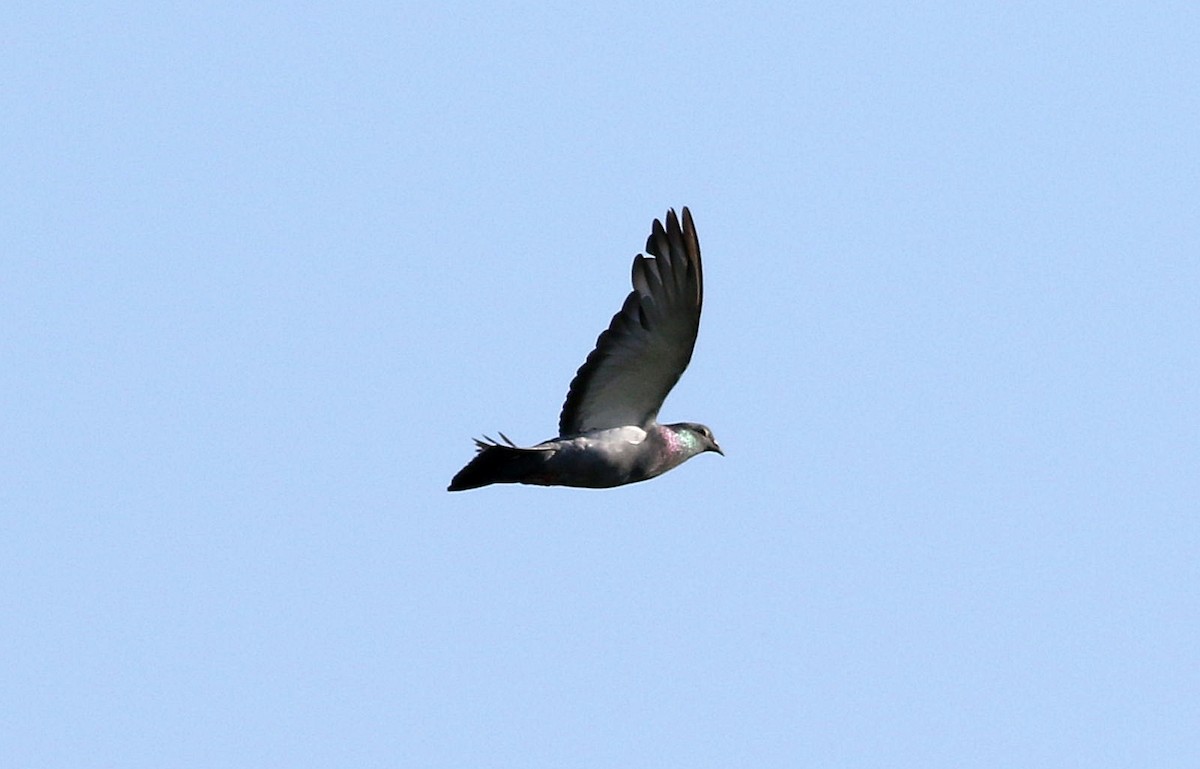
[558,208,703,435]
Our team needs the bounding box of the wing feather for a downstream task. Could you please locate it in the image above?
[558,208,703,435]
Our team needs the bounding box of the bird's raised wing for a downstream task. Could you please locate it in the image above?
[558,207,703,435]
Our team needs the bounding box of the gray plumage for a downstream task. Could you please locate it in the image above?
[448,207,721,492]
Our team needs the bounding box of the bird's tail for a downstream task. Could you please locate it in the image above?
[447,434,549,491]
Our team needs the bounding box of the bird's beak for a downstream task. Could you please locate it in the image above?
[710,441,724,456]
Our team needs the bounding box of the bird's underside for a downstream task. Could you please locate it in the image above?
[448,427,659,491]
[448,208,721,491]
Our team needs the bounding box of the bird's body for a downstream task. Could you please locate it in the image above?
[449,208,721,491]
[449,423,717,491]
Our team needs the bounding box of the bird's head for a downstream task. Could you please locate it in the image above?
[672,422,724,457]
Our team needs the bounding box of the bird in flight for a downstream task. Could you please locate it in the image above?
[448,207,722,491]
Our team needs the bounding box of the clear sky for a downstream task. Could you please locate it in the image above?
[4,3,1198,767]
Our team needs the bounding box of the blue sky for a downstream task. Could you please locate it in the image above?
[4,3,1198,767]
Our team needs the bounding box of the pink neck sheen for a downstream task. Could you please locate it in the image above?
[661,425,686,456]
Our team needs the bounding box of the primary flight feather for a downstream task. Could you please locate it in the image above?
[448,207,721,491]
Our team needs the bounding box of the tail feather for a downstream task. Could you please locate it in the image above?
[448,436,548,491]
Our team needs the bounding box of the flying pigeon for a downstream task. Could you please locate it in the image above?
[448,207,722,491]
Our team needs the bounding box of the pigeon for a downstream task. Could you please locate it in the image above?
[448,207,722,491]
